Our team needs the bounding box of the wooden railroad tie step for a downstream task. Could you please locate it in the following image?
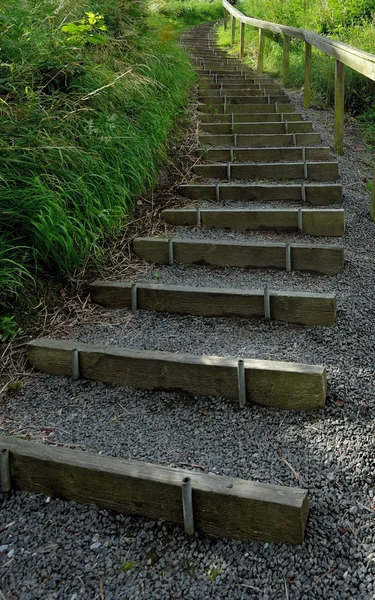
[200,122,313,134]
[178,183,342,205]
[192,161,339,182]
[198,113,304,123]
[200,96,289,106]
[199,89,286,99]
[27,338,327,411]
[161,208,345,237]
[199,103,294,114]
[200,146,331,162]
[133,237,344,275]
[0,436,309,544]
[200,133,322,147]
[89,281,337,326]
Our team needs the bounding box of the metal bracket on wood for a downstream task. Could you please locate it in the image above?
[285,243,292,273]
[237,359,246,408]
[196,206,201,226]
[0,448,11,493]
[72,348,80,381]
[264,285,271,320]
[223,97,227,114]
[234,133,238,148]
[168,238,174,266]
[227,163,231,183]
[215,182,221,202]
[304,161,308,180]
[285,121,289,134]
[182,476,194,535]
[275,102,279,114]
[215,73,218,85]
[219,87,223,97]
[293,134,297,147]
[298,208,303,232]
[231,112,234,133]
[301,181,306,202]
[268,95,271,105]
[131,283,138,311]
[230,147,234,162]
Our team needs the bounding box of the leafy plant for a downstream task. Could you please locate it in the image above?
[61,12,108,46]
[0,316,23,343]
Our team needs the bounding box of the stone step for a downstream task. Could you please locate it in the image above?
[161,208,345,237]
[88,281,337,327]
[133,237,344,275]
[178,183,342,205]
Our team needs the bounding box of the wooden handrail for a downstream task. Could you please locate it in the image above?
[222,0,375,220]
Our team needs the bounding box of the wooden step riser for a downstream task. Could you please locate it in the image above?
[133,238,344,276]
[199,89,283,98]
[0,436,309,544]
[89,281,337,327]
[200,147,330,162]
[161,208,345,237]
[178,184,342,205]
[27,338,327,411]
[200,123,313,134]
[200,96,289,105]
[199,84,281,91]
[192,162,339,182]
[199,104,295,114]
[200,133,321,146]
[199,113,304,123]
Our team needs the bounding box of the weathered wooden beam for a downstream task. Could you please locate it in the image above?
[192,161,339,182]
[199,132,322,147]
[231,15,236,45]
[240,22,245,58]
[223,7,228,30]
[283,34,290,85]
[89,281,337,326]
[200,146,331,162]
[0,436,309,544]
[133,237,344,275]
[199,95,288,105]
[178,183,342,205]
[200,122,312,134]
[161,208,345,237]
[27,338,327,411]
[304,42,312,109]
[198,102,294,114]
[334,60,345,155]
[258,28,265,73]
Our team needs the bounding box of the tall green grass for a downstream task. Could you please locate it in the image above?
[217,0,375,116]
[0,0,220,329]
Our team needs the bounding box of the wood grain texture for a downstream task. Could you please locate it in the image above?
[0,435,309,543]
[200,122,311,134]
[202,147,331,162]
[88,281,337,326]
[199,133,322,147]
[193,162,339,182]
[161,208,345,236]
[133,237,344,275]
[27,338,327,410]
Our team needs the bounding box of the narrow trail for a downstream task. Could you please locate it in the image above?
[1,22,375,600]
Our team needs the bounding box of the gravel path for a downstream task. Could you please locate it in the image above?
[1,24,375,600]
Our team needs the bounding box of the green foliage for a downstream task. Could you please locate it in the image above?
[122,561,137,572]
[0,316,23,343]
[0,0,207,315]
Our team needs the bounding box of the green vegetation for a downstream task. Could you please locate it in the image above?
[0,0,221,333]
[217,0,375,118]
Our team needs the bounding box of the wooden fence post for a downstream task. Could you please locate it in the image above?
[283,35,290,85]
[231,16,236,45]
[240,22,245,58]
[258,29,265,73]
[224,8,228,31]
[371,170,375,222]
[304,42,312,108]
[334,60,345,155]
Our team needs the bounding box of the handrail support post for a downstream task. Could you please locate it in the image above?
[334,59,345,155]
[304,42,312,108]
[257,28,264,74]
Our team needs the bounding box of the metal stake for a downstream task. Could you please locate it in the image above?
[285,121,289,134]
[182,476,194,535]
[72,348,80,381]
[237,359,246,408]
[196,206,201,226]
[168,238,174,266]
[285,243,292,272]
[230,147,234,162]
[131,283,138,312]
[264,285,271,320]
[227,162,231,182]
[0,448,11,493]
[298,208,303,232]
[215,182,220,202]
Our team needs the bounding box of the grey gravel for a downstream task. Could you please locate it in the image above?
[1,23,375,600]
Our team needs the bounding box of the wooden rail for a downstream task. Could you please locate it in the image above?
[222,0,375,219]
